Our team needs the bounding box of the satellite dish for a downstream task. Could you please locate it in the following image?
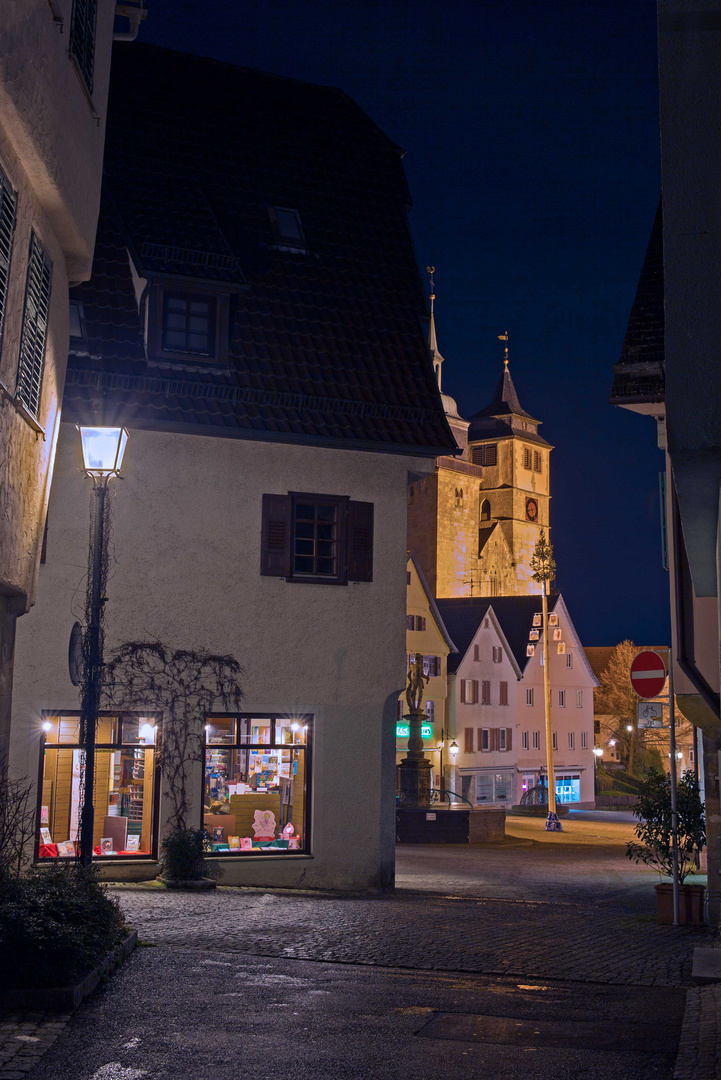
[69,622,83,687]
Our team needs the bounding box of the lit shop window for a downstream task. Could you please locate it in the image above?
[203,715,311,854]
[37,714,158,859]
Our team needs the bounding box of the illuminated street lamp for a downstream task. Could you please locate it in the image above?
[77,426,128,866]
[593,746,603,795]
[530,530,562,832]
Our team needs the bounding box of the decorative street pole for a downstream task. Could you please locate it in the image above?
[531,529,562,832]
[77,426,128,866]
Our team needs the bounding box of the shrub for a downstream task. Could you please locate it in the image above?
[0,864,126,989]
[626,768,705,883]
[159,828,206,881]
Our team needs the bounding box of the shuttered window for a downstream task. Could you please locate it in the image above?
[473,644,480,661]
[499,681,508,706]
[70,0,98,92]
[260,493,372,583]
[460,679,478,704]
[470,444,497,467]
[523,448,532,469]
[0,166,17,358]
[16,233,52,419]
[481,680,491,705]
[464,728,474,754]
[533,450,542,472]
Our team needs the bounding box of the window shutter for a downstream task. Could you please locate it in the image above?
[506,727,512,751]
[473,644,480,661]
[499,681,508,706]
[348,501,374,581]
[533,451,541,472]
[464,727,474,754]
[472,680,480,704]
[407,615,414,630]
[16,232,52,418]
[523,448,532,469]
[484,444,497,466]
[0,167,16,353]
[481,680,490,705]
[490,727,499,752]
[260,494,291,576]
[460,680,466,704]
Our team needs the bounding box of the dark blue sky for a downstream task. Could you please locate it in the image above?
[137,0,666,646]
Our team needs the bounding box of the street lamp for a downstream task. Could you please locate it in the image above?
[77,426,128,866]
[593,746,603,796]
[530,529,562,832]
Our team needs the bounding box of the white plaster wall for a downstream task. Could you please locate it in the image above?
[0,2,115,279]
[11,423,434,890]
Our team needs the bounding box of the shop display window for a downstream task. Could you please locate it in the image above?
[203,714,311,855]
[37,713,159,860]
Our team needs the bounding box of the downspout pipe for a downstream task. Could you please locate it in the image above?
[114,3,147,42]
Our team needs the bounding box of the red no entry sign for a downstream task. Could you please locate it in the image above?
[630,650,667,699]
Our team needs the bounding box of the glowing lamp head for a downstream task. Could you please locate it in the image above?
[42,721,53,733]
[626,725,633,733]
[609,739,616,746]
[78,426,128,478]
[290,722,300,733]
[449,740,459,758]
[593,747,603,757]
[139,722,156,744]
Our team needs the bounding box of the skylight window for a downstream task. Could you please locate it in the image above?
[269,207,305,247]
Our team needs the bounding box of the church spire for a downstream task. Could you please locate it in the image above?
[498,330,509,370]
[426,266,444,389]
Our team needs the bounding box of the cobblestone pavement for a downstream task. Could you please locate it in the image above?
[0,1014,70,1080]
[109,886,710,988]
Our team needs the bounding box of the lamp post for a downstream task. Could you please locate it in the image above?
[77,426,128,866]
[593,746,603,796]
[437,728,458,801]
[531,529,562,832]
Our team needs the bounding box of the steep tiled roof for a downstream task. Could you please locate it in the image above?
[64,44,456,456]
[466,365,551,447]
[437,594,561,674]
[610,201,665,407]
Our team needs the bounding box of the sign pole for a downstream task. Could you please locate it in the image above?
[668,645,680,926]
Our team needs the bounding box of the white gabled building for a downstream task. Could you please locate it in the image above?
[437,594,599,809]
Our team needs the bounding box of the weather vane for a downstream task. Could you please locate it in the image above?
[498,330,509,369]
[426,266,436,313]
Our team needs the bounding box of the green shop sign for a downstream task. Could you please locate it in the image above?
[396,723,433,739]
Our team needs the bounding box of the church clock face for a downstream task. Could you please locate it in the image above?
[526,497,538,522]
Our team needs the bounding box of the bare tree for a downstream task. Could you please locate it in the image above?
[103,643,243,833]
[0,753,37,880]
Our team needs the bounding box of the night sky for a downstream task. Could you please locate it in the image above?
[136,0,666,646]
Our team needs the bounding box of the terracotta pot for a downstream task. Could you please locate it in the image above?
[655,882,705,925]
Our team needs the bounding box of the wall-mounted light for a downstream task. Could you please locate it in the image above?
[593,747,603,758]
[42,720,53,733]
[449,740,459,758]
[139,722,156,744]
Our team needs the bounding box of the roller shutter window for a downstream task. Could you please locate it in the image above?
[16,232,52,419]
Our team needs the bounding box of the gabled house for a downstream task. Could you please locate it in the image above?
[437,594,598,809]
[9,44,455,890]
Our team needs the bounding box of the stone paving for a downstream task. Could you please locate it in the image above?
[0,1015,70,1080]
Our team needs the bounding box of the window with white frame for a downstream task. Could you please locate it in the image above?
[425,700,435,721]
[492,646,503,663]
[526,688,534,706]
[532,730,540,750]
[480,728,490,751]
[499,728,507,751]
[461,679,479,704]
[568,732,575,750]
[576,690,583,708]
[552,732,557,750]
[558,690,565,707]
[581,732,587,749]
[522,731,529,750]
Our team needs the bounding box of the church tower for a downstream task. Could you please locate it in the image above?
[465,339,552,596]
[407,296,552,598]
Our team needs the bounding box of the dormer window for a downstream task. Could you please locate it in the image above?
[162,293,215,354]
[147,283,230,367]
[269,207,305,249]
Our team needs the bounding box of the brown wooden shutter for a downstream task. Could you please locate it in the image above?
[460,680,466,704]
[481,680,490,704]
[472,680,479,703]
[484,444,497,466]
[464,727,474,754]
[348,500,374,581]
[260,494,291,576]
[490,727,499,752]
[506,727,512,751]
[499,681,508,706]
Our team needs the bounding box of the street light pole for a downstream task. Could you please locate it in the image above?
[531,529,562,832]
[77,427,128,866]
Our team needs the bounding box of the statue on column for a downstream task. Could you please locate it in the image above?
[405,651,429,714]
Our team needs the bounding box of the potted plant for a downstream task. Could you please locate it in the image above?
[626,768,706,924]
